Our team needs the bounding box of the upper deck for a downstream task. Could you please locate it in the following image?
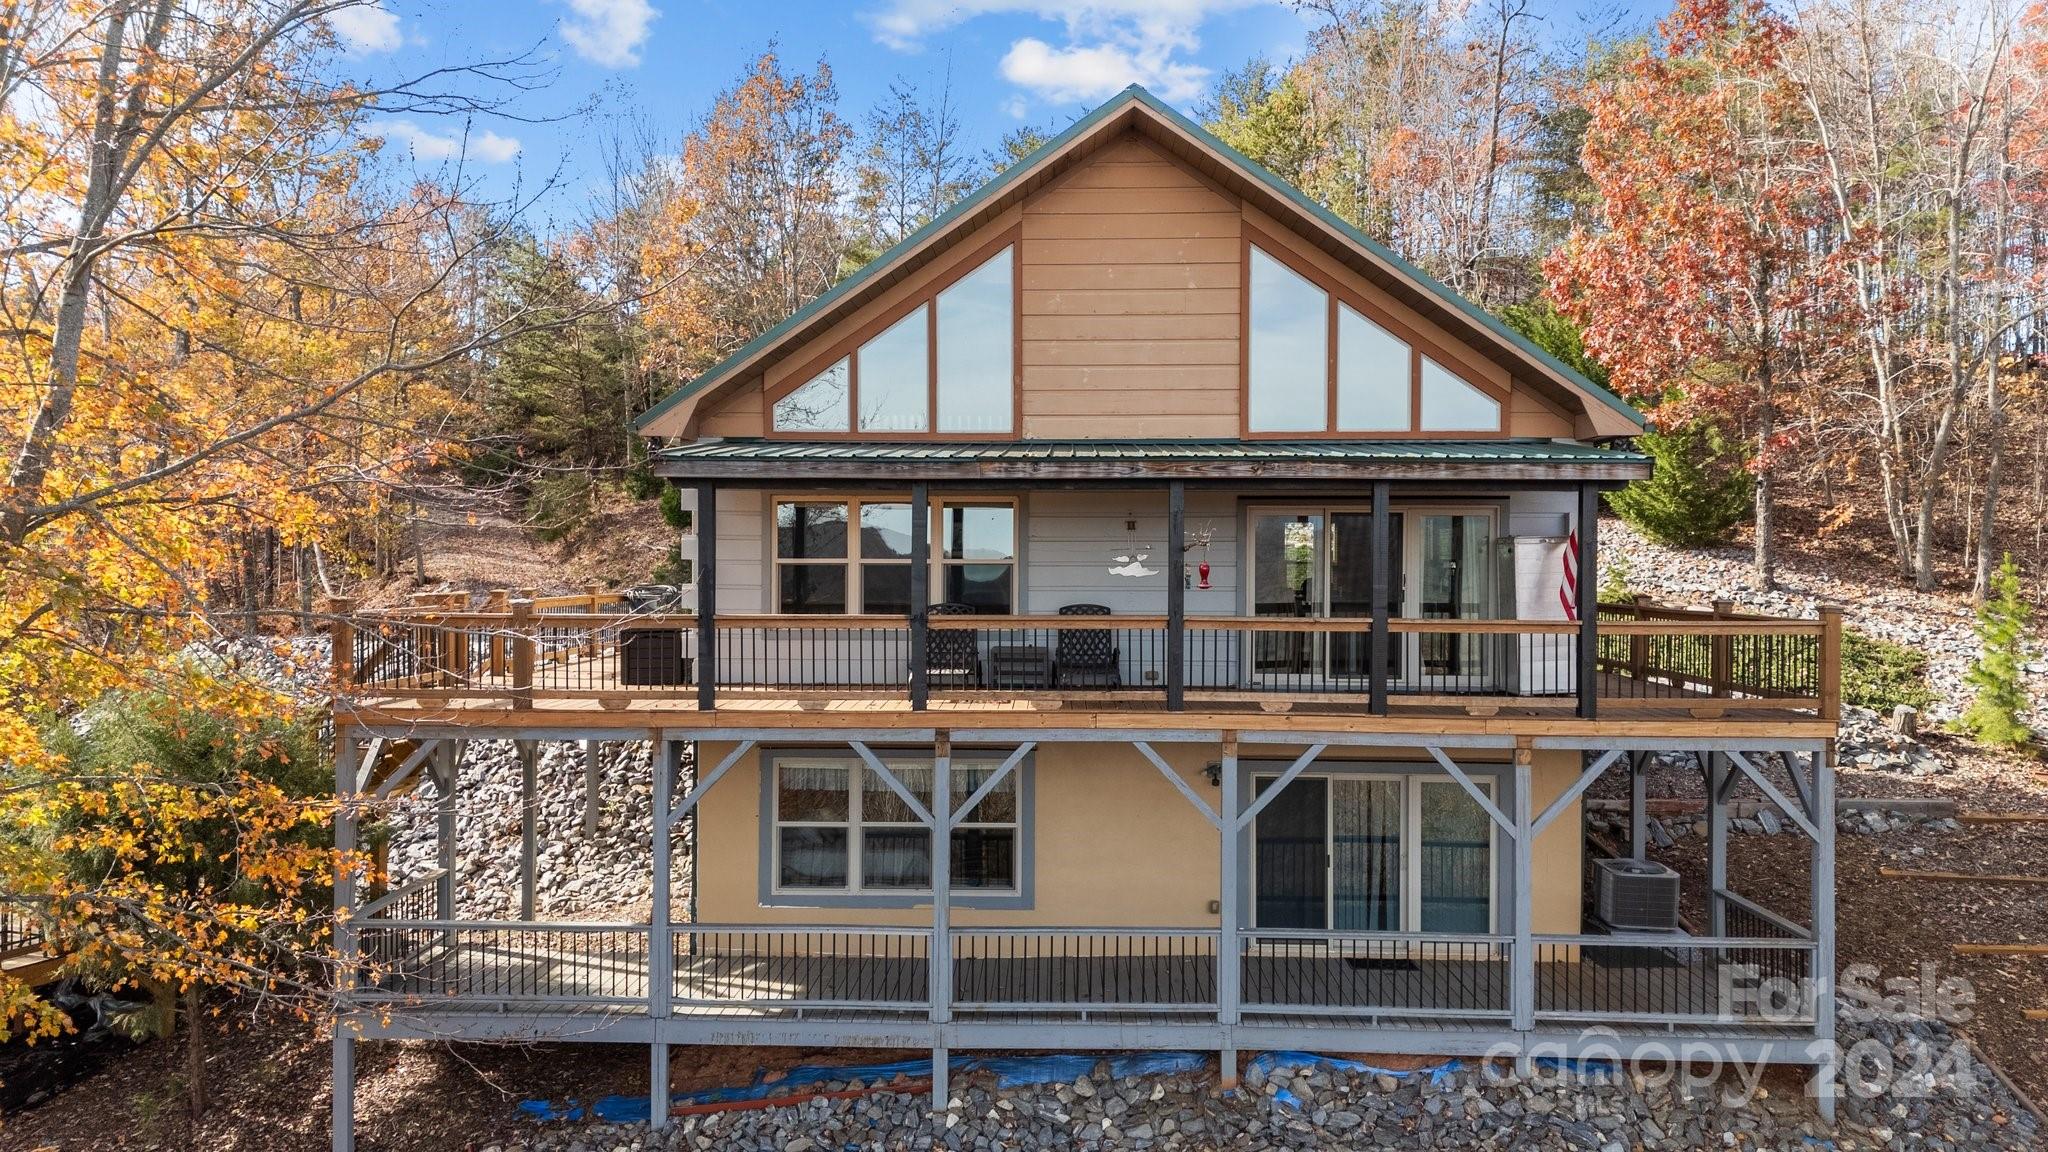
[328,592,1841,742]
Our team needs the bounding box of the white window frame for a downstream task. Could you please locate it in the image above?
[769,753,1023,898]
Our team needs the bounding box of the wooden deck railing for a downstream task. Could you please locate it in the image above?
[327,591,1840,722]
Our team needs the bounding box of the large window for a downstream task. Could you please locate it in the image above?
[774,498,1016,615]
[1244,235,1503,436]
[771,243,1015,437]
[771,753,1024,898]
[938,502,1015,613]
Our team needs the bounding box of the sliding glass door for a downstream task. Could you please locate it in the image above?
[1248,506,1492,689]
[1413,513,1496,688]
[1251,772,1495,934]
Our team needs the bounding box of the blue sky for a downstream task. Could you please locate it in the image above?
[332,0,1659,225]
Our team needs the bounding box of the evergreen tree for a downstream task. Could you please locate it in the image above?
[1606,421,1756,548]
[1502,301,1750,548]
[1956,555,2037,749]
[1201,57,1317,187]
[484,237,634,475]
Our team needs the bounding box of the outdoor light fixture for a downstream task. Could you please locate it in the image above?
[1202,761,1222,787]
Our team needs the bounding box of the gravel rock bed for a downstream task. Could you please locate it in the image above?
[1605,520,2045,730]
[385,739,688,920]
[494,1013,2036,1152]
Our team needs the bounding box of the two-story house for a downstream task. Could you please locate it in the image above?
[326,86,1842,1152]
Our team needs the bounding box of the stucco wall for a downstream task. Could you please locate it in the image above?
[690,741,1583,935]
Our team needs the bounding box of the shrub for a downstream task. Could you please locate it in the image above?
[622,438,663,500]
[1841,629,1937,715]
[652,544,693,588]
[35,677,335,1121]
[659,483,692,532]
[1955,555,2037,749]
[1608,420,1754,547]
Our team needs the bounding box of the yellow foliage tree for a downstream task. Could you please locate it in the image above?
[0,0,590,1107]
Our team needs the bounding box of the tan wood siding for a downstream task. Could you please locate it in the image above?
[698,384,764,438]
[687,134,1600,443]
[1018,135,1241,439]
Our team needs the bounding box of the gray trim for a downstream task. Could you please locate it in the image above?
[755,745,1037,911]
[1234,758,1514,937]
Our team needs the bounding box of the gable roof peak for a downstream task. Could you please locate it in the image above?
[637,82,1643,438]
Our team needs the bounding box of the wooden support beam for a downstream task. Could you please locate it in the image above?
[2024,1009,2048,1021]
[1954,944,2048,956]
[909,482,929,712]
[1886,869,2048,886]
[518,739,538,920]
[1368,481,1390,717]
[1957,812,2048,824]
[1166,481,1185,712]
[694,481,717,712]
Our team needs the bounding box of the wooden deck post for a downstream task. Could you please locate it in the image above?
[694,483,717,712]
[1818,606,1843,721]
[1811,745,1839,1122]
[909,483,929,711]
[517,740,538,921]
[1707,752,1729,936]
[435,741,457,921]
[650,735,678,1130]
[1217,734,1240,1085]
[1510,743,1535,1054]
[583,583,604,657]
[331,1027,355,1152]
[1709,599,1735,696]
[486,589,509,676]
[327,597,355,691]
[930,733,953,1030]
[331,730,360,1152]
[1629,750,1648,862]
[509,598,535,706]
[1629,594,1651,679]
[1575,485,1599,719]
[1166,481,1186,711]
[583,739,602,837]
[1368,482,1390,716]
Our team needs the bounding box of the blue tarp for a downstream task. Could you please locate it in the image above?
[519,1051,1213,1123]
[1246,1051,1462,1111]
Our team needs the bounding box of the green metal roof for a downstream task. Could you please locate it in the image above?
[655,438,1647,464]
[637,85,1646,435]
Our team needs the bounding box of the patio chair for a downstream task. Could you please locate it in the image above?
[922,602,983,688]
[1053,603,1122,689]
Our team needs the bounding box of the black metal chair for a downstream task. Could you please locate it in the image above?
[923,602,983,688]
[1053,603,1122,689]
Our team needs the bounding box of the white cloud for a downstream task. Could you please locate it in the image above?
[999,36,1208,103]
[328,1,403,55]
[370,120,523,164]
[868,0,1257,106]
[555,0,660,68]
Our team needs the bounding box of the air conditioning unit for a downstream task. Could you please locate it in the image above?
[1594,858,1681,932]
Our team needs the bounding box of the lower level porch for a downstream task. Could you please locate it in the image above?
[332,724,1841,1150]
[353,920,1818,1035]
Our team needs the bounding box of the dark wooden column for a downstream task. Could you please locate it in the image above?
[1576,483,1599,719]
[1368,481,1391,716]
[909,482,930,711]
[694,481,716,712]
[1166,481,1186,711]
